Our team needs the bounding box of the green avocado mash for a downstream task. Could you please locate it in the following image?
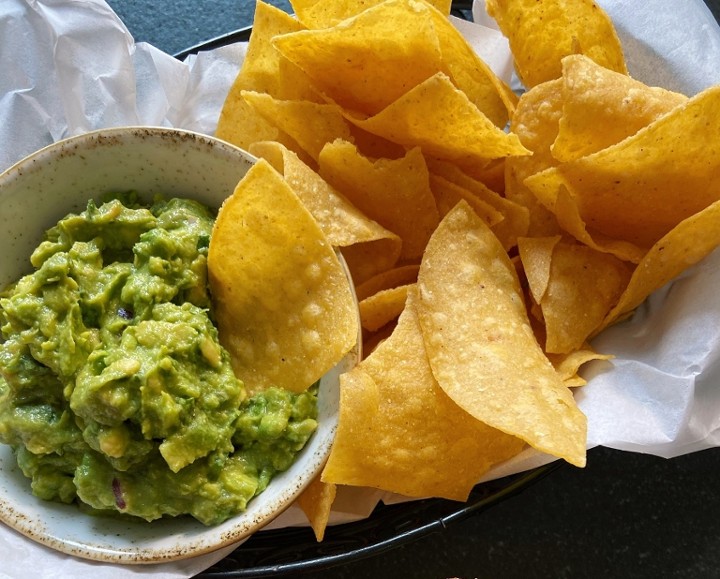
[0,193,318,525]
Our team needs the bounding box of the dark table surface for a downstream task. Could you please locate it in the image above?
[102,1,720,578]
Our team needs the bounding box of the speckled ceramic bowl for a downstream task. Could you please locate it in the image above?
[0,126,359,563]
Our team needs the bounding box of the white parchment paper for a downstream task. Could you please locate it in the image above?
[1,0,720,576]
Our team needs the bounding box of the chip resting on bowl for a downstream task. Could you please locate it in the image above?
[249,139,402,285]
[208,159,358,395]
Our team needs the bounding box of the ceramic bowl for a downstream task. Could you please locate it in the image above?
[0,126,358,563]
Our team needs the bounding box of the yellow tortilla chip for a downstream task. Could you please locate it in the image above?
[274,0,445,116]
[318,140,440,261]
[242,92,353,162]
[521,237,633,354]
[598,198,720,333]
[359,284,412,332]
[517,235,562,304]
[504,79,565,237]
[322,287,525,500]
[415,200,587,467]
[296,475,337,542]
[459,158,507,195]
[216,1,317,150]
[427,2,516,126]
[525,85,720,249]
[355,264,420,302]
[351,72,530,166]
[287,0,514,125]
[485,0,627,88]
[550,187,647,264]
[249,140,402,281]
[361,320,396,359]
[291,0,453,29]
[547,346,613,386]
[284,0,511,126]
[208,160,358,395]
[552,55,687,162]
[338,243,401,287]
[347,124,408,160]
[427,158,529,249]
[429,173,503,229]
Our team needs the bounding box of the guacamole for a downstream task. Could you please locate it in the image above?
[0,193,318,525]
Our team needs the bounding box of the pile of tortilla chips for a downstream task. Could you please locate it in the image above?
[213,0,720,540]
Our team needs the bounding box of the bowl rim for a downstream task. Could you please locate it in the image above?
[0,125,258,180]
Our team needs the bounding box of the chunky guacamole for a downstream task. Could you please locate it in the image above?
[0,193,318,525]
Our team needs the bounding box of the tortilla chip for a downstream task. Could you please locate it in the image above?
[415,200,587,467]
[517,236,562,304]
[548,187,647,264]
[242,92,353,162]
[208,160,358,395]
[525,85,720,249]
[296,475,337,542]
[274,0,445,116]
[504,79,565,237]
[547,346,613,386]
[285,0,512,126]
[429,173,503,228]
[428,2,516,126]
[551,55,687,162]
[339,243,402,287]
[520,237,633,353]
[361,319,396,359]
[286,0,514,126]
[355,264,420,302]
[216,1,317,150]
[348,124,408,160]
[598,198,720,333]
[322,287,525,500]
[350,72,530,167]
[359,284,412,332]
[291,0,453,29]
[461,158,507,194]
[249,140,402,280]
[427,157,529,249]
[485,0,627,88]
[318,140,440,261]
